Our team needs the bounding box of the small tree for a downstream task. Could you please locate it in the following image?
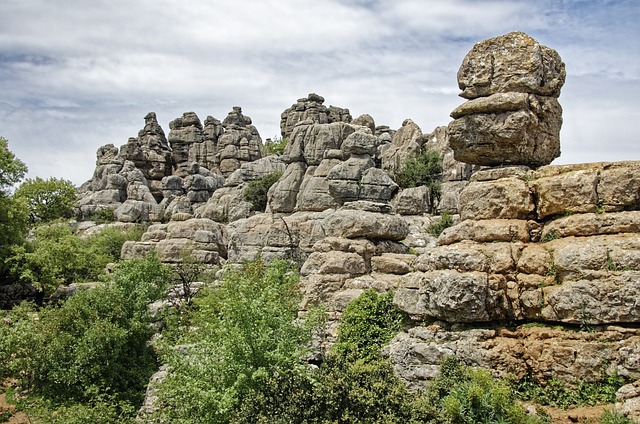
[393,148,443,212]
[0,137,28,192]
[155,259,319,423]
[243,171,283,212]
[262,136,288,156]
[0,138,29,276]
[14,176,77,223]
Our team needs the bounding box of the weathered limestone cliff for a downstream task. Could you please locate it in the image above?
[76,31,640,418]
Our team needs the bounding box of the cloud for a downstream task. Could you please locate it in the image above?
[1,0,639,185]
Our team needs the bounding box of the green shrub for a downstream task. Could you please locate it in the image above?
[263,136,288,156]
[8,222,102,295]
[0,255,171,416]
[393,148,443,213]
[93,207,116,224]
[7,222,145,296]
[427,212,454,237]
[244,171,283,212]
[600,409,637,424]
[426,356,549,424]
[154,259,320,423]
[332,289,405,362]
[22,394,135,424]
[515,371,624,409]
[311,290,423,423]
[85,224,146,262]
[393,148,443,189]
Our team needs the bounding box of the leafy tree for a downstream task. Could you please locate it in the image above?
[155,259,320,423]
[244,171,283,212]
[0,138,29,278]
[14,176,77,223]
[8,223,146,297]
[0,137,28,192]
[0,255,171,421]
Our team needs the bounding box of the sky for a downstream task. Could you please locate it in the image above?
[1,0,639,186]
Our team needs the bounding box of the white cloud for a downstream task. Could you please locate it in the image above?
[1,0,639,185]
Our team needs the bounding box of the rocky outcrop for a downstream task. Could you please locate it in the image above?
[121,215,227,264]
[74,31,639,411]
[78,107,264,220]
[385,325,640,391]
[119,112,173,201]
[268,116,401,213]
[448,32,565,167]
[279,93,352,139]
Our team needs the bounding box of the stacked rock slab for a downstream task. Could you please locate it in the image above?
[280,93,352,139]
[78,107,264,221]
[387,162,640,390]
[448,32,565,167]
[378,32,640,395]
[269,93,400,214]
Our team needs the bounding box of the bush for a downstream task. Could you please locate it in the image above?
[8,222,102,295]
[515,371,625,409]
[154,259,319,423]
[93,207,116,224]
[332,289,405,362]
[7,223,146,296]
[0,255,171,420]
[600,409,636,424]
[425,356,550,424]
[85,224,146,262]
[393,148,443,213]
[263,136,288,156]
[427,211,454,237]
[244,171,283,212]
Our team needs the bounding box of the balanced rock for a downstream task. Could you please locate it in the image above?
[448,32,565,167]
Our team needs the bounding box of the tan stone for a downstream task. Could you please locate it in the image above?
[300,251,368,276]
[438,219,530,245]
[541,211,640,238]
[371,253,416,274]
[517,244,553,275]
[541,272,640,324]
[598,161,640,211]
[531,168,599,219]
[459,177,534,220]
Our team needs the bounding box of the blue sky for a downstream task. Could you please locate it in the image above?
[1,0,638,185]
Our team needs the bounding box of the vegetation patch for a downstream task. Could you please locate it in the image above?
[428,212,454,237]
[263,136,288,156]
[244,171,283,212]
[393,148,443,213]
[515,371,625,410]
[0,255,172,422]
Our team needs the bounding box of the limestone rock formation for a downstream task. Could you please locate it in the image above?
[169,108,262,178]
[70,33,640,405]
[279,93,352,139]
[119,112,172,201]
[78,107,265,221]
[121,216,227,264]
[448,32,566,167]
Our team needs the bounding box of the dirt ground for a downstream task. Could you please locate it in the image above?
[526,403,613,423]
[0,393,30,424]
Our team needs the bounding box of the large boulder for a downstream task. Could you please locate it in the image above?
[448,32,565,167]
